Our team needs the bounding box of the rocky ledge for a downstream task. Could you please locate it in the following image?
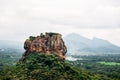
[20,32,67,61]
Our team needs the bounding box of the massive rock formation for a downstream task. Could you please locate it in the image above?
[20,32,67,61]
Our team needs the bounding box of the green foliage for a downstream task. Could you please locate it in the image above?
[40,33,44,37]
[0,49,21,70]
[1,52,118,80]
[69,55,120,80]
[29,36,35,41]
[0,52,94,80]
[98,61,120,66]
[45,32,61,37]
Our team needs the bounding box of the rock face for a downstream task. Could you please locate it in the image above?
[20,32,67,61]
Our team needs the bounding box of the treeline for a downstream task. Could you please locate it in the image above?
[69,54,120,80]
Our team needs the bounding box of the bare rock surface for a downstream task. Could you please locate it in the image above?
[20,32,67,61]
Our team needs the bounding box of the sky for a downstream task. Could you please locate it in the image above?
[0,0,120,46]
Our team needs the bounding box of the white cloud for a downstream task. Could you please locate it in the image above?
[0,0,120,46]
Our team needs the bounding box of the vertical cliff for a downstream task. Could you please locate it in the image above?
[20,32,67,61]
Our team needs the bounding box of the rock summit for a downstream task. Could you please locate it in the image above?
[20,32,67,61]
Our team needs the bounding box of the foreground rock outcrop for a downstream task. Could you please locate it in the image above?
[20,32,67,61]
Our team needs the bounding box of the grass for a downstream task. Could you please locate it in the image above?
[97,61,120,66]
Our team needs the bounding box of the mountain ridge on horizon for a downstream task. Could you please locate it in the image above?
[64,33,119,46]
[63,33,120,55]
[0,33,120,55]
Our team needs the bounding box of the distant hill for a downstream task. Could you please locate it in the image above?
[63,33,120,55]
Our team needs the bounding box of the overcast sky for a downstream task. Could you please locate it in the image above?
[0,0,120,46]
